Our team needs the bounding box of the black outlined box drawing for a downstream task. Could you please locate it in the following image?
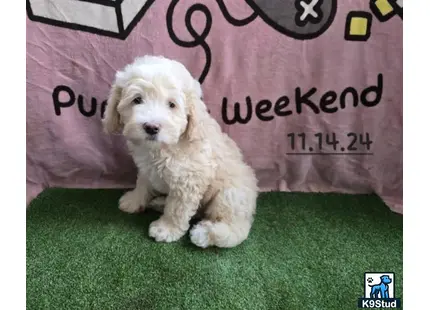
[26,0,155,40]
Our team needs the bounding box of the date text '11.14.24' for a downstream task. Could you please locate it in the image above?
[286,133,373,155]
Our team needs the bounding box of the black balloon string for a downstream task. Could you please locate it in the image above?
[166,0,257,84]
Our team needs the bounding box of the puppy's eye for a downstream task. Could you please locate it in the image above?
[132,97,142,105]
[168,101,176,109]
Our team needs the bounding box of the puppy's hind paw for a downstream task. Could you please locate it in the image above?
[119,190,143,214]
[190,222,213,248]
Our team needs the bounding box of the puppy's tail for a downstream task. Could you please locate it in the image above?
[190,218,252,248]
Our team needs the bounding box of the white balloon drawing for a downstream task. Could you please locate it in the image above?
[26,0,154,39]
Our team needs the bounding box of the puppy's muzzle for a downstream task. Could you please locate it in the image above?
[143,123,160,136]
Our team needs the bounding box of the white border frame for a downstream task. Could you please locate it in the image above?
[1,0,26,308]
[404,1,429,309]
[1,1,422,309]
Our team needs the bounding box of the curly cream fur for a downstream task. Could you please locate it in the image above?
[103,55,258,248]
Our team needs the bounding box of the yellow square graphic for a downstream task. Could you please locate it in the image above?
[349,17,368,36]
[375,0,394,16]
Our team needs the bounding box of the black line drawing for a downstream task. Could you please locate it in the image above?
[26,0,155,40]
[245,0,337,40]
[389,0,402,19]
[216,0,258,26]
[166,0,257,84]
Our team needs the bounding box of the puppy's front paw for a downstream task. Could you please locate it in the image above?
[149,219,185,243]
[119,190,142,214]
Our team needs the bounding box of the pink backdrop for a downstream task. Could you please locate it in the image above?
[26,0,403,213]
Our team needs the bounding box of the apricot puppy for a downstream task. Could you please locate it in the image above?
[103,55,258,248]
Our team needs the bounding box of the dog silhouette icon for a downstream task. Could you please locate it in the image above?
[369,275,392,299]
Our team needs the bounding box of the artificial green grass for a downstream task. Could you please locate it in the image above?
[27,189,403,310]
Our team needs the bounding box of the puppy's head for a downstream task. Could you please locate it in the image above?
[103,55,206,145]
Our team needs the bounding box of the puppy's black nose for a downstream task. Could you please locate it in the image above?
[143,123,160,135]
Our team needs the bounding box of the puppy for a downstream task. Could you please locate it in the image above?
[103,55,258,248]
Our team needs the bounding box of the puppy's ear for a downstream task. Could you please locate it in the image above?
[183,80,206,141]
[102,84,123,134]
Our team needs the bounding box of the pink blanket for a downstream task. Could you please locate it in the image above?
[26,0,403,213]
